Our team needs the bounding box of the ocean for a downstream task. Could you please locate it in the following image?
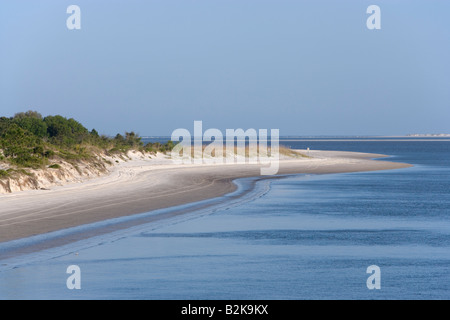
[0,138,449,300]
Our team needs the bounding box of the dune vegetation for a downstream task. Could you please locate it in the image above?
[0,111,174,179]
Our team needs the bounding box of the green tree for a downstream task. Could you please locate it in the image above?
[13,112,48,138]
[0,124,45,168]
[90,129,99,137]
[13,110,43,120]
[44,115,89,146]
[0,117,13,136]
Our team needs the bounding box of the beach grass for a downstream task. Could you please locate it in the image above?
[175,144,309,159]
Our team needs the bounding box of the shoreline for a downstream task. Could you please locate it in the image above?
[0,150,412,246]
[0,175,272,263]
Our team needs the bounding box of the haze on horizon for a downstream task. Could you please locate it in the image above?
[1,0,449,137]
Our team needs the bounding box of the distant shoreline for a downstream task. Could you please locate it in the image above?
[0,150,412,247]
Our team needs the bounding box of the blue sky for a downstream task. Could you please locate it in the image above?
[1,0,449,136]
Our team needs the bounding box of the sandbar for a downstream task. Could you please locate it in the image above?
[0,150,412,244]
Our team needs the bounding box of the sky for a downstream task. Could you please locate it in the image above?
[1,0,449,136]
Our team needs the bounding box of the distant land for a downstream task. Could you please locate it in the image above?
[406,133,450,137]
[141,135,450,140]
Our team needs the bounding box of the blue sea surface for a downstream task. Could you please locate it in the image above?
[0,138,449,299]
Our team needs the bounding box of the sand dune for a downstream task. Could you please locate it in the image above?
[0,150,412,243]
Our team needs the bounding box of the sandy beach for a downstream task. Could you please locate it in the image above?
[0,150,412,244]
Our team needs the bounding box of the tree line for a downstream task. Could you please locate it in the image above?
[0,111,174,171]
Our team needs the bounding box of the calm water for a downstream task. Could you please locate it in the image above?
[0,138,449,300]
